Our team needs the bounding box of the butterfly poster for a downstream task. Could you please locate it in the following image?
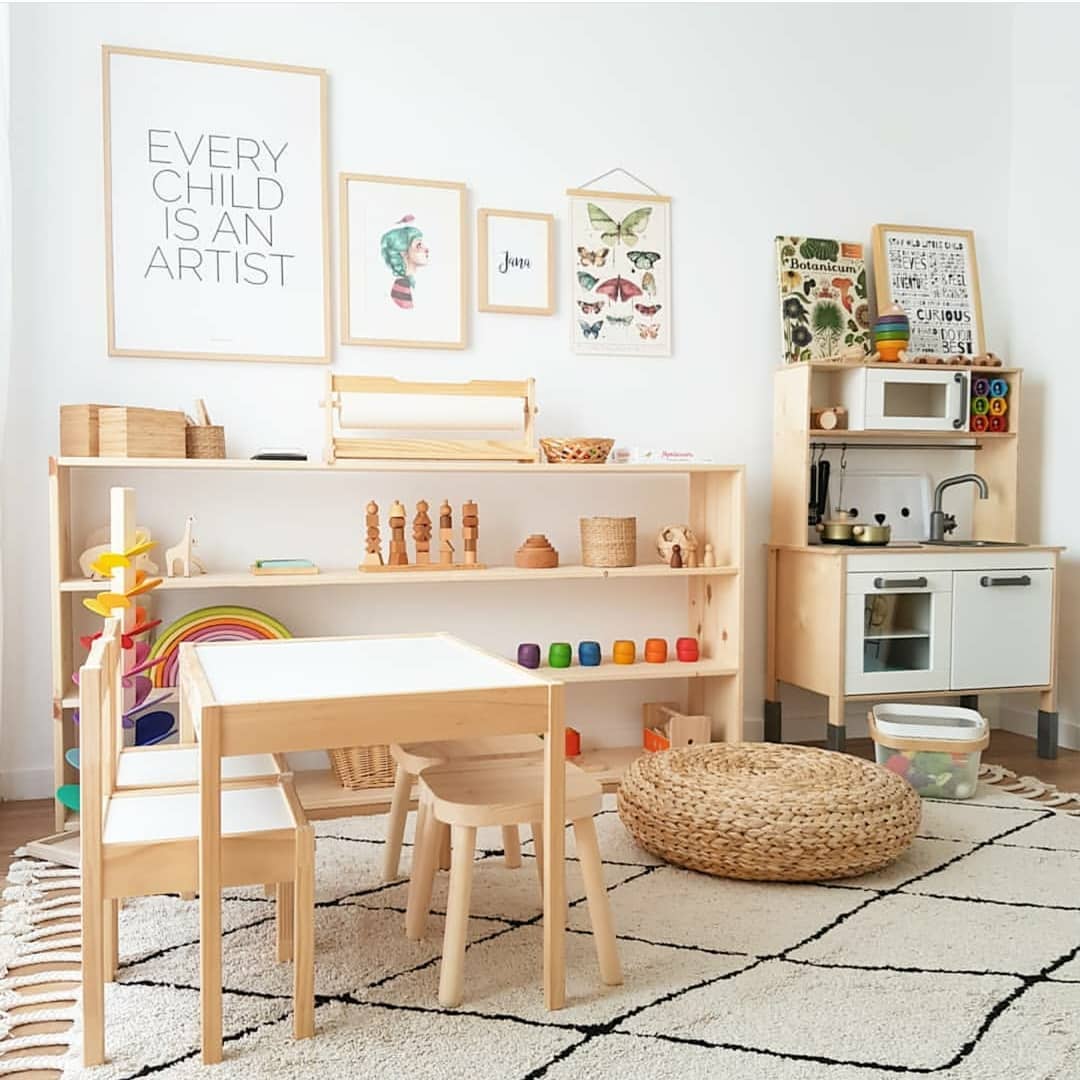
[567,187,670,356]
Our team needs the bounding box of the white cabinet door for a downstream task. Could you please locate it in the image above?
[950,570,1053,690]
[845,571,953,695]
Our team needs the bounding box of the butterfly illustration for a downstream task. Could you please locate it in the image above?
[626,251,661,271]
[577,246,610,267]
[578,300,605,315]
[635,303,662,318]
[577,271,599,291]
[642,271,657,296]
[637,322,660,339]
[586,203,652,246]
[579,320,603,339]
[596,276,642,302]
[606,314,633,327]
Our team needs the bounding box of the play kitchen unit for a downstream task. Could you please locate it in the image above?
[767,360,1062,757]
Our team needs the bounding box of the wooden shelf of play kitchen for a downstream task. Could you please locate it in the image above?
[766,361,1063,758]
[49,456,744,827]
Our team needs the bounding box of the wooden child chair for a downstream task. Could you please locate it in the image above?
[79,620,316,1066]
[383,736,544,881]
[404,757,623,1007]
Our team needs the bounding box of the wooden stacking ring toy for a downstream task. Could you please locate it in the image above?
[612,639,636,665]
[578,641,602,666]
[548,642,572,668]
[644,638,668,663]
[517,643,541,669]
[676,636,700,663]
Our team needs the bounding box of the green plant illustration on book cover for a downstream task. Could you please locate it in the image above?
[776,236,870,364]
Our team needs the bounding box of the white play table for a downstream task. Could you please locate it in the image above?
[179,632,567,1063]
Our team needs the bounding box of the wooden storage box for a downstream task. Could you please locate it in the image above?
[60,404,109,456]
[99,407,187,459]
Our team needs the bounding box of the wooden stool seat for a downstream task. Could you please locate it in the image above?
[407,759,622,1007]
[382,735,543,881]
[421,759,602,827]
[115,747,282,790]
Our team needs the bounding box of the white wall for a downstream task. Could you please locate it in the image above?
[1,2,1021,795]
[1003,3,1080,748]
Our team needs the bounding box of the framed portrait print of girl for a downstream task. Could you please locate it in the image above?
[340,173,467,349]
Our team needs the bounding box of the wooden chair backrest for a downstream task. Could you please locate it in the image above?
[80,619,122,872]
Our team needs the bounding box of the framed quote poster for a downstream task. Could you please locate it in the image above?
[567,188,670,357]
[103,46,331,363]
[477,209,554,315]
[341,174,466,350]
[872,224,985,357]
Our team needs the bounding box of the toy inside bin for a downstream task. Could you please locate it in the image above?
[868,704,989,800]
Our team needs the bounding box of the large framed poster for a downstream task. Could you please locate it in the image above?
[871,224,985,357]
[340,174,467,350]
[567,187,670,357]
[103,46,331,363]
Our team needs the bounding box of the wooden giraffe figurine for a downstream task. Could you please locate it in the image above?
[164,516,206,578]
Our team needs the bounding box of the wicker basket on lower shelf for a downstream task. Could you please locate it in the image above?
[329,745,397,790]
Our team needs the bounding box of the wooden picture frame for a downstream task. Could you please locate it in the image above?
[477,209,555,315]
[340,173,467,350]
[102,45,331,364]
[871,224,986,357]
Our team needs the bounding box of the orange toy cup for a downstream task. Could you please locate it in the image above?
[612,639,636,664]
[565,727,581,757]
[644,638,668,663]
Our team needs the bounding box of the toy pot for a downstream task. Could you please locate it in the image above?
[676,636,699,662]
[548,642,572,668]
[517,643,541,669]
[578,641,602,666]
[612,639,636,665]
[565,727,581,757]
[644,638,668,663]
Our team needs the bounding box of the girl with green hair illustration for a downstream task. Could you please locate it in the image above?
[380,214,429,309]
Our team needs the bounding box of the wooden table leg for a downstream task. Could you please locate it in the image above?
[543,682,566,1010]
[199,708,223,1065]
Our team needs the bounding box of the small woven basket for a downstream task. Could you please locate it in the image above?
[580,516,636,567]
[186,425,226,459]
[540,437,614,464]
[328,745,396,790]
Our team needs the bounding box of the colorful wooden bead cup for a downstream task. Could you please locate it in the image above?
[676,636,700,662]
[578,641,602,667]
[517,643,541,669]
[565,726,581,757]
[549,642,572,668]
[612,640,636,665]
[644,638,668,663]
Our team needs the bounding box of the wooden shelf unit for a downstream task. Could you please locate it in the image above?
[50,456,745,829]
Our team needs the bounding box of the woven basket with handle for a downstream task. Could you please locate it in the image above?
[540,437,614,464]
[329,745,397,790]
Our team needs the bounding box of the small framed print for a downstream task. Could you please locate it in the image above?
[477,209,555,315]
[341,173,467,349]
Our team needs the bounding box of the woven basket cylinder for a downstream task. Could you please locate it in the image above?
[579,516,636,567]
[329,745,397,790]
[185,426,226,459]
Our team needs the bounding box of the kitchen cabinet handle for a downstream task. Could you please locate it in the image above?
[979,574,1032,588]
[873,576,929,590]
[952,372,968,430]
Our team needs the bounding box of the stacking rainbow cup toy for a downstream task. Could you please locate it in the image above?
[872,305,910,362]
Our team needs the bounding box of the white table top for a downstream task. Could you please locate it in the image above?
[194,633,550,705]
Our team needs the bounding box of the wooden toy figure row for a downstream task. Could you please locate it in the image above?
[361,500,483,572]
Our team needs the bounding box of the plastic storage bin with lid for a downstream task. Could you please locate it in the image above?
[868,704,989,800]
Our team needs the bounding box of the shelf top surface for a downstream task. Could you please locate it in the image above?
[55,456,742,475]
[778,361,1021,375]
[807,428,1015,441]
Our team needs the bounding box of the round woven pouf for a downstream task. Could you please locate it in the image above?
[617,743,921,881]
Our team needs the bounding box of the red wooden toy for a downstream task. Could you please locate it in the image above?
[676,636,699,662]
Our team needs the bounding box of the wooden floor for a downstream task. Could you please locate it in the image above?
[0,730,1075,1078]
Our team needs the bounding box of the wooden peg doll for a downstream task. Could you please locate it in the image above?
[670,543,683,569]
[413,500,432,565]
[363,500,384,567]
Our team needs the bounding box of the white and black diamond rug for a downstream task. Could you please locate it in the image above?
[3,780,1080,1079]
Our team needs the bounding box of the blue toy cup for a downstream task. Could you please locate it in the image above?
[578,640,602,666]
